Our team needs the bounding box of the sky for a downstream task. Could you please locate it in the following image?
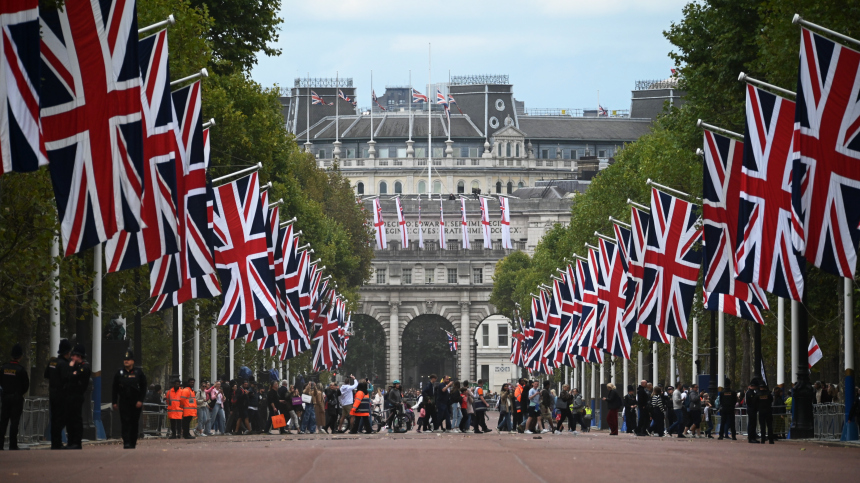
[251,0,690,112]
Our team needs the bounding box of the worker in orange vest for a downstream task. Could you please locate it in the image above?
[165,378,183,439]
[180,378,197,439]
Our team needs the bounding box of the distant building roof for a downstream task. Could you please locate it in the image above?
[511,186,568,199]
[516,117,652,142]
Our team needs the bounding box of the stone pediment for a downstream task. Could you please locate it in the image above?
[491,124,527,140]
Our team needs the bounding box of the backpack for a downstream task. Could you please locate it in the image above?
[238,366,253,382]
[683,392,691,410]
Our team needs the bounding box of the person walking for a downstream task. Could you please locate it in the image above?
[196,381,211,436]
[349,382,372,434]
[301,382,320,434]
[635,380,650,436]
[497,383,514,432]
[473,379,490,433]
[232,380,252,435]
[323,382,340,434]
[603,383,622,435]
[649,385,666,437]
[687,384,703,438]
[0,343,29,450]
[207,381,226,435]
[111,350,146,449]
[61,344,91,449]
[623,385,638,434]
[165,378,184,439]
[450,381,462,432]
[44,339,71,449]
[266,381,281,434]
[422,374,438,430]
[555,385,573,432]
[460,384,474,433]
[538,380,554,434]
[514,378,526,432]
[337,375,358,433]
[435,377,453,432]
[278,380,298,434]
[524,380,540,434]
[669,385,684,437]
[718,379,738,440]
[746,379,760,443]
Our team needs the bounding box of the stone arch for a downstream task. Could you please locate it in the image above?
[400,314,459,390]
[394,180,403,194]
[342,314,388,384]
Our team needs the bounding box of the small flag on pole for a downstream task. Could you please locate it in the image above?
[412,88,428,103]
[445,330,458,351]
[311,91,326,105]
[808,336,823,368]
[372,198,387,250]
[439,198,447,250]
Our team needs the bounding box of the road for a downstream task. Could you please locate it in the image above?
[2,431,858,482]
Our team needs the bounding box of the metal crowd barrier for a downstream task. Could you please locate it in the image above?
[141,403,167,438]
[18,397,50,444]
[813,403,844,441]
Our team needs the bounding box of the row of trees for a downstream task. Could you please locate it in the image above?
[490,0,860,390]
[0,0,374,392]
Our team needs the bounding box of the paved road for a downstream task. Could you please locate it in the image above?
[2,432,858,482]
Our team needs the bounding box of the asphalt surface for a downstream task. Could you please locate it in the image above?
[2,431,858,482]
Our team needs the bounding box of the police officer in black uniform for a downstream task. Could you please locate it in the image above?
[1,343,30,450]
[45,339,72,449]
[757,382,774,444]
[112,350,147,449]
[745,378,760,443]
[62,343,91,449]
[718,378,737,440]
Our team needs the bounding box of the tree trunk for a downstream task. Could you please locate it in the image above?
[728,321,736,387]
[741,319,751,388]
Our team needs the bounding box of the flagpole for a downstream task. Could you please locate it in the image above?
[334,71,341,160]
[409,70,412,142]
[306,72,310,152]
[370,70,374,144]
[428,43,432,201]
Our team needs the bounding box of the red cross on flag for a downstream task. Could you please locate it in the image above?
[373,197,386,249]
[438,198,446,249]
[395,196,408,248]
[479,196,492,248]
[808,336,823,368]
[460,197,471,249]
[500,196,512,249]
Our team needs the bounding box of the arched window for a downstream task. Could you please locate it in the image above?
[507,182,513,194]
[515,143,520,157]
[418,180,426,194]
[379,181,388,195]
[518,181,524,188]
[506,142,511,157]
[356,182,364,195]
[433,180,442,194]
[395,181,403,194]
[457,180,465,194]
[496,181,502,193]
[471,180,480,193]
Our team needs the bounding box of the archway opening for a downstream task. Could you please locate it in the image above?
[339,314,387,385]
[401,314,458,391]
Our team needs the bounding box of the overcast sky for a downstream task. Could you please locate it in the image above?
[251,0,689,112]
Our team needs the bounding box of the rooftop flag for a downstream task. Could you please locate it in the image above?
[412,88,428,103]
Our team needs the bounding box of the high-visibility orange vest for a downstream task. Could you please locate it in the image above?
[514,385,523,413]
[350,391,370,416]
[180,387,197,417]
[166,388,183,420]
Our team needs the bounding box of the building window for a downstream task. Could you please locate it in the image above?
[469,147,479,157]
[356,182,364,195]
[425,269,434,284]
[415,147,426,157]
[472,268,483,284]
[346,148,355,158]
[598,149,606,157]
[482,324,490,347]
[563,149,571,160]
[433,180,442,194]
[394,181,402,194]
[471,180,480,193]
[433,147,444,158]
[457,180,465,194]
[402,268,412,284]
[541,149,548,159]
[318,149,326,159]
[498,325,508,347]
[460,147,470,157]
[397,148,407,158]
[418,180,426,194]
[496,181,502,193]
[376,269,386,284]
[518,181,524,188]
[379,148,389,158]
[506,143,511,157]
[506,182,513,194]
[481,365,490,383]
[564,160,572,167]
[515,144,520,157]
[379,181,388,194]
[447,268,457,284]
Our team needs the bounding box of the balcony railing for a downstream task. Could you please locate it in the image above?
[318,157,574,171]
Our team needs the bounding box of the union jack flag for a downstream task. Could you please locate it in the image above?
[792,27,860,279]
[460,197,470,249]
[1,0,46,176]
[625,206,668,343]
[280,230,311,359]
[445,330,458,351]
[149,125,220,312]
[338,89,350,102]
[543,282,562,369]
[412,88,428,103]
[106,29,180,273]
[703,290,764,325]
[312,292,341,371]
[438,198,447,249]
[212,172,277,326]
[640,188,701,340]
[702,129,769,323]
[737,84,804,301]
[597,237,632,359]
[555,268,576,368]
[372,198,386,249]
[395,196,408,248]
[524,294,549,373]
[499,196,513,249]
[511,330,524,366]
[149,81,216,305]
[573,253,600,351]
[371,89,386,111]
[436,88,448,107]
[41,0,145,256]
[311,90,325,105]
[612,222,639,348]
[247,190,281,345]
[479,196,492,248]
[598,105,608,117]
[447,93,457,105]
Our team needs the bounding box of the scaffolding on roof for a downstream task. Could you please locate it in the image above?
[294,77,354,88]
[450,74,509,85]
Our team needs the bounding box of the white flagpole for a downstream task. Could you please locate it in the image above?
[50,234,60,357]
[336,71,339,143]
[428,43,432,200]
[409,70,412,142]
[370,70,374,144]
[306,72,310,148]
[210,323,217,383]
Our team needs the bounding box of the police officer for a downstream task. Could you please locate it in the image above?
[1,343,30,450]
[44,339,72,449]
[757,382,774,444]
[745,378,760,444]
[112,350,147,449]
[718,378,737,440]
[62,344,91,450]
